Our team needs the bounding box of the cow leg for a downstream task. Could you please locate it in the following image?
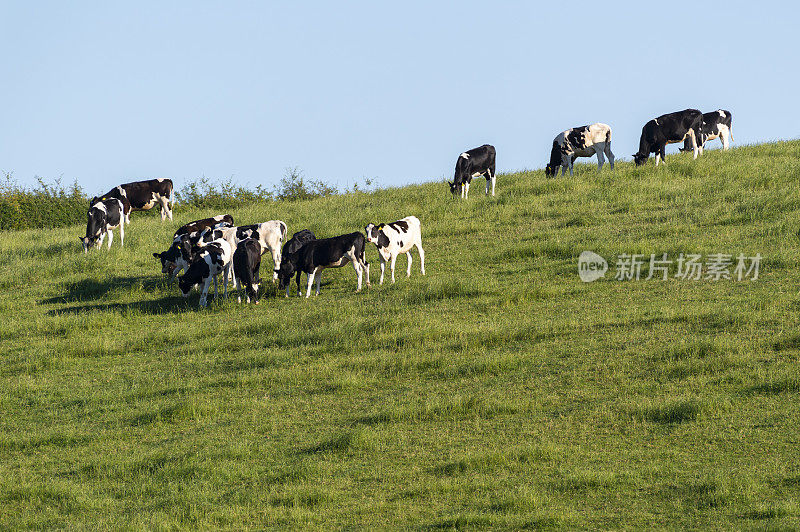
[390,253,398,283]
[296,271,302,297]
[406,251,412,277]
[349,259,364,292]
[306,269,316,298]
[484,170,491,195]
[223,264,230,300]
[688,130,699,159]
[379,256,386,285]
[106,230,114,250]
[199,277,212,307]
[315,269,322,296]
[416,242,426,275]
[490,164,496,196]
[606,145,615,170]
[661,145,667,164]
[98,233,106,249]
[655,152,660,166]
[271,247,280,282]
[119,223,124,248]
[596,147,605,172]
[567,156,575,177]
[464,181,470,199]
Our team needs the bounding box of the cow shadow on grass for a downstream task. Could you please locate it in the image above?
[41,275,170,305]
[46,294,199,316]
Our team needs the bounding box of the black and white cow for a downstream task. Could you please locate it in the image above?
[178,239,233,307]
[364,216,425,284]
[153,232,203,278]
[276,232,370,298]
[91,178,174,222]
[449,144,496,198]
[545,123,615,177]
[174,214,234,238]
[633,109,703,166]
[680,109,734,153]
[198,220,287,280]
[80,198,125,253]
[232,239,262,304]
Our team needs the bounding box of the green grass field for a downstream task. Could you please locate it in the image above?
[2,142,800,529]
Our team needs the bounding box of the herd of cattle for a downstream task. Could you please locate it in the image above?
[80,107,732,305]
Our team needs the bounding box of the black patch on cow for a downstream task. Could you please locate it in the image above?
[283,229,316,256]
[565,126,589,152]
[377,232,390,248]
[388,220,409,233]
[174,215,234,238]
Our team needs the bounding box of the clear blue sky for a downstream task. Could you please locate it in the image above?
[1,2,797,194]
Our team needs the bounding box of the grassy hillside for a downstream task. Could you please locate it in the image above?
[2,142,800,529]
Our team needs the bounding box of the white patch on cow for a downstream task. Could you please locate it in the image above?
[157,178,165,182]
[718,110,726,118]
[654,119,658,125]
[95,202,107,214]
[471,172,482,178]
[460,152,470,159]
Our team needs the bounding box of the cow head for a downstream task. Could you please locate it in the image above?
[275,259,296,290]
[545,164,556,177]
[448,181,458,196]
[177,275,193,298]
[79,236,95,253]
[632,153,648,166]
[364,223,380,244]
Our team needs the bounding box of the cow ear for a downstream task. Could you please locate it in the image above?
[152,252,160,258]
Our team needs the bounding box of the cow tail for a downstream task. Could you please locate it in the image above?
[605,128,611,147]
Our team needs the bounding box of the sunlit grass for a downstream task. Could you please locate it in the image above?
[1,142,800,528]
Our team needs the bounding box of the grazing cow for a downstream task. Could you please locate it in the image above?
[198,221,287,280]
[174,214,234,238]
[633,109,703,166]
[364,216,425,284]
[449,144,497,198]
[680,109,734,153]
[152,232,203,278]
[80,198,125,253]
[91,178,174,222]
[178,239,233,307]
[282,229,316,256]
[545,123,615,177]
[232,239,262,303]
[276,232,370,298]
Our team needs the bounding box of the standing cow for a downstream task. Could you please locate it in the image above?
[545,123,615,177]
[232,238,262,304]
[80,198,125,253]
[632,109,703,166]
[680,109,734,153]
[91,178,174,222]
[276,232,370,298]
[364,216,426,284]
[449,144,496,198]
